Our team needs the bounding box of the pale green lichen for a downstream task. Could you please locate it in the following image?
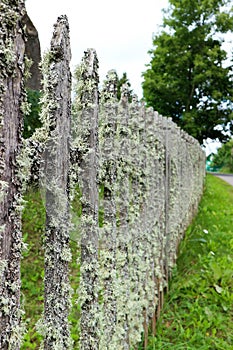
[24,55,33,82]
[0,297,10,315]
[16,138,34,190]
[61,246,72,262]
[98,70,118,349]
[36,316,73,350]
[34,15,73,350]
[0,180,8,202]
[8,322,26,350]
[20,99,31,116]
[72,49,100,350]
[1,38,16,72]
[73,66,205,348]
[72,62,205,348]
[0,2,27,349]
[0,259,7,275]
[0,8,206,346]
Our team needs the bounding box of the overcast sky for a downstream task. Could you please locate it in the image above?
[25,0,169,99]
[25,0,232,154]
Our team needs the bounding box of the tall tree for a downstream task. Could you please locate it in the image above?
[142,0,233,144]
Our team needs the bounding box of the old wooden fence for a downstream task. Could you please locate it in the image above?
[0,4,206,350]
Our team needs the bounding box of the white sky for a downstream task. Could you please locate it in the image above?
[25,0,169,99]
[25,0,232,154]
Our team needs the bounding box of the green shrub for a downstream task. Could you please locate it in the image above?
[23,89,42,139]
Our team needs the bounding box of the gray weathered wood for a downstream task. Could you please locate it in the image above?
[73,48,99,350]
[114,83,131,349]
[99,70,118,349]
[36,15,73,349]
[127,96,145,347]
[0,1,26,349]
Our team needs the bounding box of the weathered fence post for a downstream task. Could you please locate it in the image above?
[151,112,165,332]
[141,107,156,348]
[72,49,99,350]
[99,70,118,349]
[36,16,73,349]
[0,5,207,345]
[153,114,166,320]
[0,1,26,348]
[165,118,180,277]
[163,117,171,290]
[115,83,131,349]
[147,107,165,345]
[127,96,146,348]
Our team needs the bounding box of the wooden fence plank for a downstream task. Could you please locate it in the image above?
[36,15,72,349]
[0,2,26,348]
[73,48,100,350]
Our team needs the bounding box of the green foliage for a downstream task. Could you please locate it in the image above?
[144,174,233,349]
[116,72,133,101]
[23,89,42,139]
[142,0,233,144]
[211,139,233,172]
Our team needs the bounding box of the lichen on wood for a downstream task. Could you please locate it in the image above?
[99,70,118,349]
[0,8,207,346]
[114,83,131,349]
[35,15,73,350]
[72,48,100,350]
[0,1,27,349]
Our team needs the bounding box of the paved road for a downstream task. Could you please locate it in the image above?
[214,174,233,186]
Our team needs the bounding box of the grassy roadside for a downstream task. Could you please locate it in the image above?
[21,174,233,349]
[145,174,233,349]
[217,166,233,174]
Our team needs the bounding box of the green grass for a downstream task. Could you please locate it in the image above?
[21,186,80,349]
[21,175,233,349]
[21,187,45,348]
[145,174,233,350]
[218,166,233,174]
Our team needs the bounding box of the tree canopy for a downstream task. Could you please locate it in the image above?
[142,0,233,144]
[211,138,233,172]
[116,72,133,101]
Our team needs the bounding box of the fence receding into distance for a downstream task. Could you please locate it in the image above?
[0,4,206,350]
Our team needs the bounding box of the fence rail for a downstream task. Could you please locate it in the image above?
[0,4,206,349]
